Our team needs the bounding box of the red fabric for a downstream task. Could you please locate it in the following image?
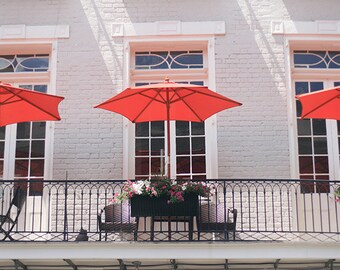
[0,82,64,127]
[95,81,242,123]
[296,86,340,120]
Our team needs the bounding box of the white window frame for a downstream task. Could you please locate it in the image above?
[0,39,60,182]
[122,36,219,180]
[281,26,340,179]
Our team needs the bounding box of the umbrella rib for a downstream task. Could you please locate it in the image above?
[2,86,61,120]
[172,89,204,122]
[132,89,164,122]
[301,93,340,119]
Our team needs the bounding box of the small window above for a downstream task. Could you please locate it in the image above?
[293,50,340,69]
[135,50,203,70]
[0,54,49,73]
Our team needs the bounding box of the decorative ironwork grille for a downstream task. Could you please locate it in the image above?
[293,50,340,69]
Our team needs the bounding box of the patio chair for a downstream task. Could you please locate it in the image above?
[197,202,237,240]
[97,202,137,241]
[0,187,27,241]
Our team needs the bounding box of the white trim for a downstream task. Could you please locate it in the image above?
[272,20,340,35]
[0,25,69,39]
[0,242,339,260]
[112,21,225,37]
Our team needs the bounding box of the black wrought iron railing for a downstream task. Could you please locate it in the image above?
[0,179,339,242]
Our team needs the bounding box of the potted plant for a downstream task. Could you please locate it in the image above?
[111,177,212,217]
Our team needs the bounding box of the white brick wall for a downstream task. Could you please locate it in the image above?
[0,0,338,181]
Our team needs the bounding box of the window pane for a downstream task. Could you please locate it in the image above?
[176,121,189,136]
[192,122,204,135]
[297,119,311,135]
[176,138,190,155]
[310,82,324,92]
[313,138,327,154]
[296,100,302,117]
[312,119,326,135]
[15,160,29,177]
[295,82,308,95]
[0,142,4,159]
[192,137,205,154]
[135,158,149,175]
[298,138,312,154]
[151,121,164,137]
[29,180,43,196]
[32,122,46,138]
[136,122,149,137]
[315,177,330,193]
[17,123,31,139]
[135,139,149,156]
[16,141,30,158]
[151,157,162,175]
[192,156,206,173]
[30,159,44,176]
[300,176,315,193]
[151,138,164,156]
[176,157,190,174]
[0,127,5,140]
[31,141,45,157]
[314,156,329,173]
[299,156,314,174]
[0,161,3,177]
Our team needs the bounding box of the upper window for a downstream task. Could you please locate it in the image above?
[0,54,49,73]
[293,50,340,69]
[135,51,203,70]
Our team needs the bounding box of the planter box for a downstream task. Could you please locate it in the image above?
[130,194,198,217]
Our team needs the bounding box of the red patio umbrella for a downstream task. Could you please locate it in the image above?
[95,78,242,178]
[295,86,340,120]
[0,82,64,127]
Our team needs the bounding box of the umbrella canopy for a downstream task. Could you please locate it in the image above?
[295,86,340,120]
[0,82,64,127]
[95,78,242,178]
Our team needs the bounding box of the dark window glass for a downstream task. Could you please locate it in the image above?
[0,127,5,140]
[300,176,315,193]
[151,121,164,136]
[313,138,328,154]
[29,180,43,196]
[315,177,330,193]
[17,123,31,139]
[298,138,312,154]
[135,158,149,175]
[136,122,149,137]
[297,119,311,135]
[295,82,308,95]
[192,156,206,173]
[0,142,4,159]
[310,82,324,92]
[299,156,314,174]
[192,137,205,154]
[296,100,302,117]
[32,122,46,139]
[176,121,189,136]
[16,141,30,158]
[33,85,48,93]
[135,139,149,156]
[314,156,329,173]
[31,141,45,157]
[312,120,326,135]
[30,159,44,176]
[151,138,164,156]
[176,138,190,155]
[0,161,3,176]
[176,157,190,173]
[192,122,204,135]
[151,157,164,175]
[15,160,29,177]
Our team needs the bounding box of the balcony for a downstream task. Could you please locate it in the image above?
[0,179,339,243]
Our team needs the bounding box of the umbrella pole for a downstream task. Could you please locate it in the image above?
[167,118,171,179]
[166,89,171,179]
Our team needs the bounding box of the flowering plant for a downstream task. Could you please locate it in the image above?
[111,177,213,204]
[335,187,340,203]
